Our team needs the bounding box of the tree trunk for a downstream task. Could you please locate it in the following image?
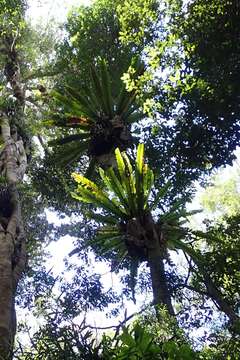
[144,212,175,316]
[201,270,240,330]
[0,20,28,356]
[175,240,240,329]
[0,118,27,357]
[0,193,26,358]
[148,251,175,316]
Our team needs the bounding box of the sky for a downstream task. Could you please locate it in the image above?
[26,0,92,25]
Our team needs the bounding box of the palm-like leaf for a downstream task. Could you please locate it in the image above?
[72,144,155,222]
[45,58,145,168]
[72,144,198,262]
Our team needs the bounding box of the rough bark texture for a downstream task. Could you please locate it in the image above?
[0,120,27,358]
[90,116,132,168]
[0,30,27,358]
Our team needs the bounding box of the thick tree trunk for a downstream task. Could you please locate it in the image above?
[0,187,26,358]
[0,231,15,358]
[0,23,28,357]
[0,118,27,357]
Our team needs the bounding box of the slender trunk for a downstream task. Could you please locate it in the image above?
[202,271,240,329]
[144,212,175,316]
[191,248,240,328]
[148,251,175,315]
[176,240,240,328]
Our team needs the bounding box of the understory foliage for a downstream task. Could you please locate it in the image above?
[0,0,239,359]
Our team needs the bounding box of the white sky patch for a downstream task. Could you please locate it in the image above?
[26,0,92,25]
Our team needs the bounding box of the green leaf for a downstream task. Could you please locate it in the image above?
[84,157,96,179]
[135,143,144,211]
[99,59,114,118]
[99,167,130,215]
[105,167,130,214]
[171,238,203,264]
[55,141,89,166]
[86,212,118,225]
[126,111,145,124]
[122,151,137,214]
[149,181,171,211]
[72,173,126,217]
[90,64,109,116]
[48,133,90,146]
[65,85,99,120]
[52,91,84,115]
[142,164,154,207]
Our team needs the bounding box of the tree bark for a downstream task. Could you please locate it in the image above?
[0,118,27,357]
[0,20,28,356]
[143,212,175,316]
[0,185,26,358]
[148,251,175,316]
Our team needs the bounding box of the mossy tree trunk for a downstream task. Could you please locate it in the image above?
[0,26,28,358]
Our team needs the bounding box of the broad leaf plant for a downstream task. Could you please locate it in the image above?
[72,144,199,313]
[45,58,145,171]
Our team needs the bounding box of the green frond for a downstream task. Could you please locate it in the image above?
[84,157,97,179]
[52,91,83,115]
[115,147,127,192]
[116,83,129,115]
[48,133,90,146]
[55,141,89,166]
[44,113,92,130]
[94,226,124,255]
[104,167,130,214]
[65,86,99,120]
[99,59,114,118]
[142,164,154,207]
[90,64,109,117]
[116,58,144,118]
[88,231,124,256]
[96,228,121,241]
[99,167,114,193]
[72,173,127,217]
[86,212,118,225]
[115,148,137,215]
[170,238,204,265]
[135,143,144,211]
[122,151,137,214]
[117,91,136,118]
[43,114,69,127]
[98,167,130,215]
